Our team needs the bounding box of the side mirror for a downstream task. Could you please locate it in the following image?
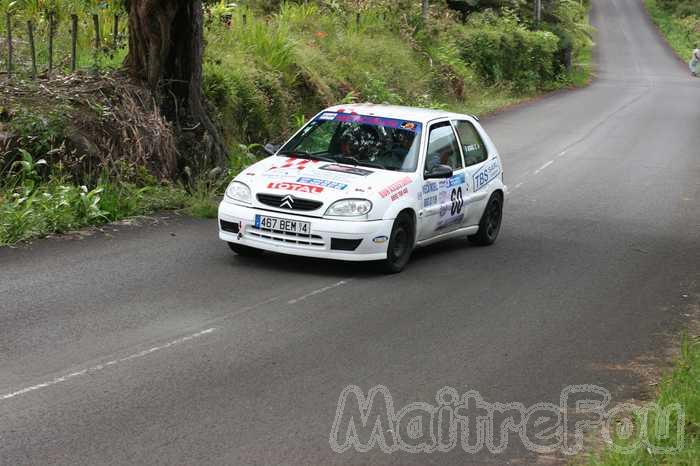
[264,143,280,156]
[424,164,453,180]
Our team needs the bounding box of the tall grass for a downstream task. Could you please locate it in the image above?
[0,150,189,245]
[203,2,591,153]
[586,335,700,465]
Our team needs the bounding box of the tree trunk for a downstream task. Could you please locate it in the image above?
[124,0,225,168]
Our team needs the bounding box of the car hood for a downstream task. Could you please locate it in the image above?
[237,156,407,204]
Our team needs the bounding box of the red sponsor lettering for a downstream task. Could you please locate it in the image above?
[390,187,408,201]
[379,176,412,199]
[267,182,324,193]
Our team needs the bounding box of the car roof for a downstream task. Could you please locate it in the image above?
[323,103,474,125]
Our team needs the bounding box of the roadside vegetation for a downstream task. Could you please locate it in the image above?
[584,335,700,465]
[0,0,592,246]
[645,0,700,60]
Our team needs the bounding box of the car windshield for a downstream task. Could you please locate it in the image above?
[279,112,423,172]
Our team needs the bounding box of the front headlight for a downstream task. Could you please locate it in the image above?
[325,199,373,217]
[225,181,252,205]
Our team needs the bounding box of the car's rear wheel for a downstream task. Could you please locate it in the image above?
[380,213,414,274]
[469,192,503,246]
[228,242,262,256]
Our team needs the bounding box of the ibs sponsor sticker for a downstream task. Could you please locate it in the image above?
[473,159,501,191]
[297,177,348,190]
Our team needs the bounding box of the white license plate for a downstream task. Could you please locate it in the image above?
[255,215,310,235]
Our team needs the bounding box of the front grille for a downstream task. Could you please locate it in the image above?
[246,225,325,248]
[257,193,323,212]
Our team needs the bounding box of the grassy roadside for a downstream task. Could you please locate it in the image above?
[1,3,593,247]
[0,67,593,247]
[644,0,699,61]
[581,335,700,465]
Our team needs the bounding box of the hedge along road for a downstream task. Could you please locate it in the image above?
[0,0,698,464]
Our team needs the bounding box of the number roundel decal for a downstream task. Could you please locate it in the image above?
[450,187,464,216]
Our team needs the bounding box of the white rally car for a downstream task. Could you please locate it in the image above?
[218,104,506,273]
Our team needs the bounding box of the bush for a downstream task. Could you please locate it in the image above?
[658,0,700,17]
[646,0,699,60]
[457,14,561,92]
[204,64,293,146]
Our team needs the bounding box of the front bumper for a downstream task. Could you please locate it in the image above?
[218,200,393,261]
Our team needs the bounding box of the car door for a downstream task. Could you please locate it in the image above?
[452,119,493,226]
[419,121,468,240]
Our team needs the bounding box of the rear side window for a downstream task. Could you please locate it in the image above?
[454,120,488,167]
[425,122,464,172]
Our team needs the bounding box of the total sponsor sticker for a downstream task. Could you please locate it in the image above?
[267,182,324,194]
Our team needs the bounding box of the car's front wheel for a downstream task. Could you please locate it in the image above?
[380,213,415,274]
[228,242,262,256]
[469,192,503,246]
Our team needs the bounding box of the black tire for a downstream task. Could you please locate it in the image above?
[469,193,503,246]
[228,242,262,256]
[379,213,415,274]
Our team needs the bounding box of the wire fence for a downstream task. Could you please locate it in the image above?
[0,11,127,78]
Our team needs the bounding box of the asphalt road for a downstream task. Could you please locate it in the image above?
[1,0,699,464]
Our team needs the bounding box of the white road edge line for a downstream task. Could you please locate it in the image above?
[534,160,554,174]
[0,328,217,401]
[288,280,350,305]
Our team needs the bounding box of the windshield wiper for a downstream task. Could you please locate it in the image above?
[336,156,386,170]
[278,150,334,162]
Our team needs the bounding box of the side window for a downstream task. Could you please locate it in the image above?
[454,120,488,167]
[424,122,464,173]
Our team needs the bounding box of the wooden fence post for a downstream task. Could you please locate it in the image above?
[5,14,12,76]
[92,14,101,51]
[27,20,37,78]
[48,13,55,74]
[71,15,78,71]
[421,0,429,25]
